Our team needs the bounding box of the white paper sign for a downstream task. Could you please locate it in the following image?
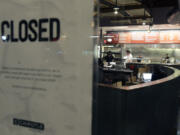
[0,0,93,135]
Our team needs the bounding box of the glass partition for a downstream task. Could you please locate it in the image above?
[93,0,180,135]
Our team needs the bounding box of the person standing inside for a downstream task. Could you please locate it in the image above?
[165,54,170,63]
[104,51,114,63]
[124,50,133,63]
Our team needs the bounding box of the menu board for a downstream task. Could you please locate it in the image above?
[144,31,160,44]
[0,0,93,135]
[119,32,131,43]
[105,33,119,44]
[105,30,180,44]
[160,31,180,43]
[130,31,145,44]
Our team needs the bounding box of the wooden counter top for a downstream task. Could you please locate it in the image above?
[127,62,180,66]
[99,66,180,91]
[102,68,133,73]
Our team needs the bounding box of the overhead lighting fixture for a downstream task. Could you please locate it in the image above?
[113,7,119,15]
[113,0,119,15]
[142,8,146,25]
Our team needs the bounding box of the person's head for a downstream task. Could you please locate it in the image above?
[107,51,112,56]
[126,50,131,55]
[166,54,169,57]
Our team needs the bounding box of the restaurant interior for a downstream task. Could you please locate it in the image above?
[93,0,180,135]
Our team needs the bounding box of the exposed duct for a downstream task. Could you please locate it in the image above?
[167,0,180,24]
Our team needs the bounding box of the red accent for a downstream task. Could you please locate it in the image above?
[104,33,119,44]
[105,30,180,44]
[129,65,134,70]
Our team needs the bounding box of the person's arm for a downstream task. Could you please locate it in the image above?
[111,55,115,61]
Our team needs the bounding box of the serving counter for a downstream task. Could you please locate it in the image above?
[127,62,180,70]
[95,65,180,135]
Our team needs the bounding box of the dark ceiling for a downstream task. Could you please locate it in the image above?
[98,0,178,26]
[140,0,177,8]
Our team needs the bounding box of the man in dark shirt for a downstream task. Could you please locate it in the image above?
[104,51,114,62]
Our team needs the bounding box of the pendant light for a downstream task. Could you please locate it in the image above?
[142,8,146,25]
[113,0,119,15]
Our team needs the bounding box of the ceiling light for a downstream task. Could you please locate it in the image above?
[114,10,118,15]
[113,7,119,15]
[142,9,146,26]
